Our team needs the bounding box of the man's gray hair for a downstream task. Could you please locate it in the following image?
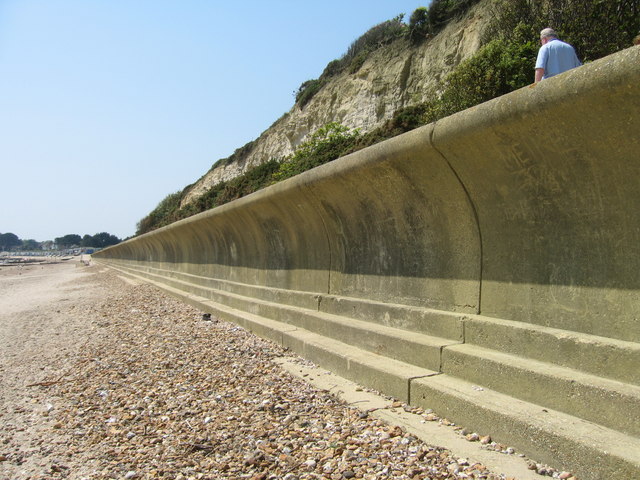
[540,28,558,39]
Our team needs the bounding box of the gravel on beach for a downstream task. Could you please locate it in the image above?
[0,262,570,480]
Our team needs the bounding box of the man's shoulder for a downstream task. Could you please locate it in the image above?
[549,39,573,50]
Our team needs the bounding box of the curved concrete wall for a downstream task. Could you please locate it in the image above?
[97,46,640,342]
[434,46,640,341]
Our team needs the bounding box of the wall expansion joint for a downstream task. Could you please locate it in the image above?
[408,372,442,405]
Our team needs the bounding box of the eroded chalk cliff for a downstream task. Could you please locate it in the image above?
[181,1,492,207]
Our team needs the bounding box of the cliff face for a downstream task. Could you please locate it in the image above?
[181,1,492,207]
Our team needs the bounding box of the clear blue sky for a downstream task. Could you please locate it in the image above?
[0,0,428,242]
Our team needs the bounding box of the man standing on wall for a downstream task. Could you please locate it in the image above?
[535,28,582,82]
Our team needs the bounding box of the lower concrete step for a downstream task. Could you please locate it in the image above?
[411,374,640,480]
[128,266,459,372]
[116,267,440,402]
[442,343,640,437]
[112,263,466,340]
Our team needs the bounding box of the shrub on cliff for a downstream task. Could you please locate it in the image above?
[428,0,483,34]
[136,191,183,235]
[272,123,360,182]
[493,0,639,62]
[408,7,430,43]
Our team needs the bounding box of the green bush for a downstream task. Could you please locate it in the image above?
[436,38,536,117]
[348,50,369,74]
[136,191,183,235]
[272,123,360,182]
[492,0,640,62]
[428,0,482,33]
[343,15,406,63]
[295,79,325,108]
[408,7,430,43]
[321,59,343,78]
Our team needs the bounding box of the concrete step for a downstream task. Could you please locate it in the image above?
[411,374,640,480]
[112,264,466,341]
[464,314,640,386]
[273,304,459,373]
[442,343,640,437]
[149,266,322,310]
[111,264,640,388]
[138,275,440,402]
[132,267,461,372]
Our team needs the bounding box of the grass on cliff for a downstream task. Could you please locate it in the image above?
[137,0,640,236]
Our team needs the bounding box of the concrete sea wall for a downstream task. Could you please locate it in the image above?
[95,46,640,479]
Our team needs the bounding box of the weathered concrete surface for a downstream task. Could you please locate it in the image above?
[95,46,640,480]
[434,46,640,342]
[105,122,482,314]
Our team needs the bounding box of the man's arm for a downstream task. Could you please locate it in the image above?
[535,45,547,83]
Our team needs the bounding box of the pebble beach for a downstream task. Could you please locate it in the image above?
[0,260,575,479]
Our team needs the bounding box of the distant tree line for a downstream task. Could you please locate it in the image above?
[54,232,121,249]
[0,231,121,251]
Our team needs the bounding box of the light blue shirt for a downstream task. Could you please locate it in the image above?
[535,39,582,79]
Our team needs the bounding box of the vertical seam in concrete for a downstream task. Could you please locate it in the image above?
[305,184,333,295]
[429,125,483,315]
[462,317,467,344]
[408,372,441,404]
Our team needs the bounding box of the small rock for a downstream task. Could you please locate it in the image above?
[447,462,461,474]
[465,433,479,442]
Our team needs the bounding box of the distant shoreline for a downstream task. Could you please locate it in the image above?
[0,254,78,266]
